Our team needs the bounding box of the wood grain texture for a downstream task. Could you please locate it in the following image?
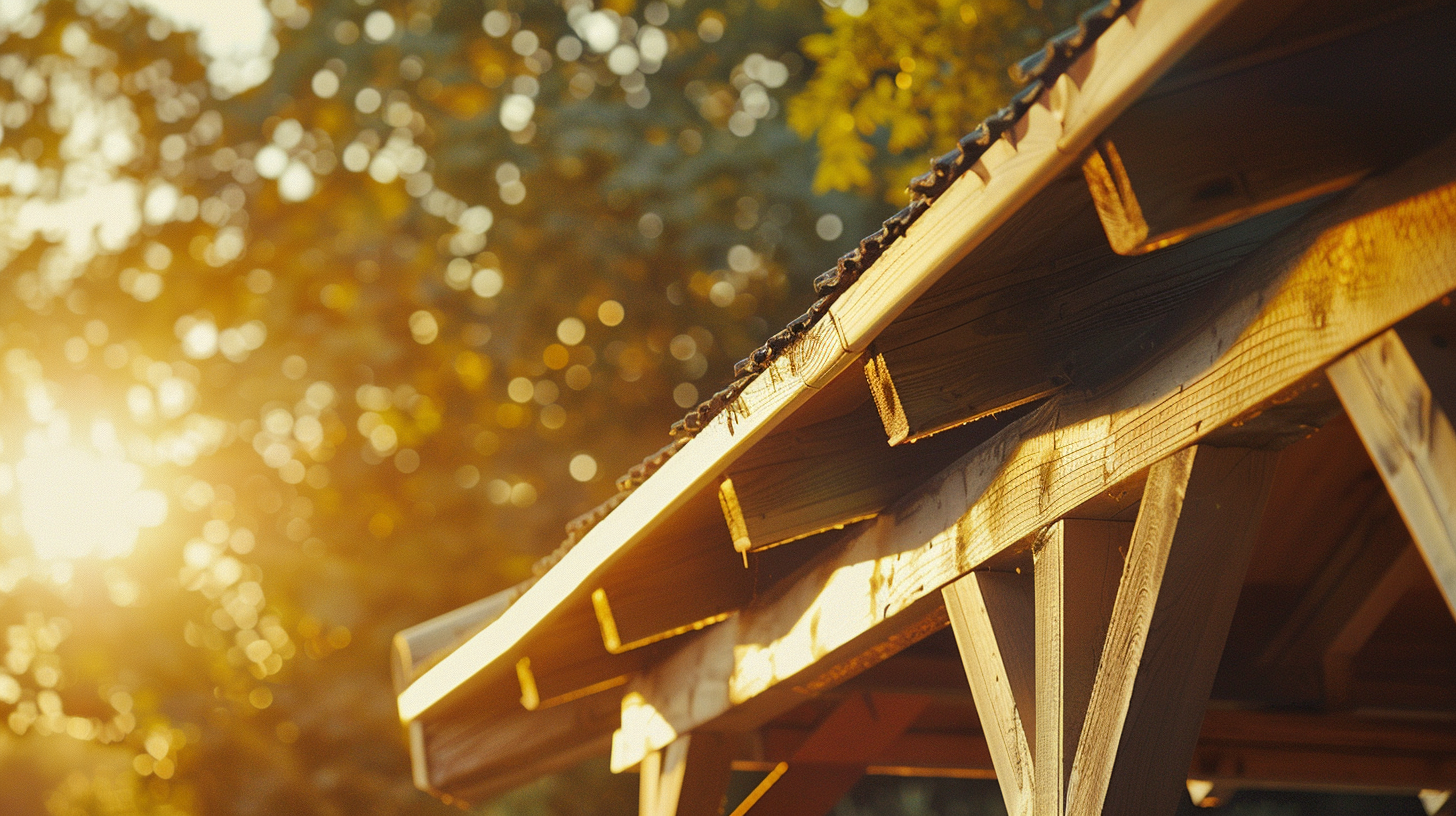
[400,0,1245,730]
[722,388,1012,552]
[1034,520,1130,816]
[944,570,1036,816]
[1065,446,1276,816]
[1329,325,1456,620]
[613,136,1456,772]
[1083,3,1456,255]
[866,184,1315,445]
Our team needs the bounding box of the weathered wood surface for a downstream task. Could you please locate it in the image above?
[592,489,751,652]
[613,137,1456,770]
[944,570,1036,816]
[720,389,1009,552]
[640,733,735,816]
[1329,321,1456,619]
[393,586,518,693]
[1064,446,1276,816]
[1083,3,1456,254]
[398,0,1245,727]
[868,166,1317,445]
[418,684,621,804]
[731,693,928,816]
[1035,520,1130,816]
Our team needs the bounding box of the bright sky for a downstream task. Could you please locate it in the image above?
[1,0,275,91]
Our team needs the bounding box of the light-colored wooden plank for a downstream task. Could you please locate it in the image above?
[399,0,1245,729]
[612,135,1456,772]
[944,570,1036,816]
[1329,326,1456,619]
[1082,3,1456,255]
[641,733,735,816]
[1065,446,1276,816]
[719,388,1002,552]
[1035,520,1130,816]
[867,181,1313,445]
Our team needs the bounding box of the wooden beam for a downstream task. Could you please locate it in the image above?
[398,0,1246,727]
[1323,545,1428,708]
[1035,520,1131,816]
[1065,446,1276,816]
[944,570,1036,816]
[393,587,519,693]
[865,178,1317,445]
[1083,3,1456,255]
[1328,316,1456,619]
[640,733,735,816]
[720,382,1013,552]
[590,490,751,653]
[753,708,1456,792]
[612,135,1456,773]
[730,692,928,816]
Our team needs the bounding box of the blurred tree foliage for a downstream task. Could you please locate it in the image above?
[0,0,1071,813]
[789,0,1080,199]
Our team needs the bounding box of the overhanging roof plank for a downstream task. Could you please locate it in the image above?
[867,186,1315,445]
[1084,2,1456,255]
[720,371,1016,553]
[612,134,1456,770]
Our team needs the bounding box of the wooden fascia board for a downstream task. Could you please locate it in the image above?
[612,136,1456,770]
[395,0,1248,727]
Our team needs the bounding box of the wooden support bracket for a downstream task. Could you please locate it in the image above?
[640,733,735,816]
[1328,305,1456,620]
[1065,445,1276,816]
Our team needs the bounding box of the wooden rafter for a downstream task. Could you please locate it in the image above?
[612,133,1456,773]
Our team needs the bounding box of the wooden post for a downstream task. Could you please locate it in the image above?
[1034,520,1131,816]
[640,733,735,816]
[1328,320,1456,619]
[1065,445,1277,816]
[944,570,1036,816]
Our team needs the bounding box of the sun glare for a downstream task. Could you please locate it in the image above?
[16,431,167,562]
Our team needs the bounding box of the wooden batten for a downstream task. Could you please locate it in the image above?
[592,488,753,654]
[1329,303,1456,619]
[865,180,1316,445]
[719,377,1012,553]
[1082,2,1456,255]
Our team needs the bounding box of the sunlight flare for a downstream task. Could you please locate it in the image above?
[16,430,167,561]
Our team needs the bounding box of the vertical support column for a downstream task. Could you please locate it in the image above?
[1066,445,1277,816]
[1034,520,1131,816]
[640,732,734,816]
